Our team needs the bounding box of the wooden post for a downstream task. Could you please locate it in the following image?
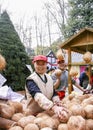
[68,48,73,94]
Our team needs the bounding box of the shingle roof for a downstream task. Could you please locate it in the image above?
[60,27,93,54]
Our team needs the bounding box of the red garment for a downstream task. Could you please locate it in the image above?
[56,91,65,100]
[90,75,93,88]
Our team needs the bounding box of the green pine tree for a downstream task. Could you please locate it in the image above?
[64,0,93,38]
[0,11,31,91]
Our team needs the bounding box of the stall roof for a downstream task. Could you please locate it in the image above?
[60,27,93,54]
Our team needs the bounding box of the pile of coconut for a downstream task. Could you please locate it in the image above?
[0,93,93,130]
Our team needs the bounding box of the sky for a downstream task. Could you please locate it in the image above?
[0,0,48,48]
[1,0,45,24]
[0,0,60,48]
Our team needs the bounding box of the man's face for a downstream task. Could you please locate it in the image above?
[57,60,66,70]
[34,60,47,74]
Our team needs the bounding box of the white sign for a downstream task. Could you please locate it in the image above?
[26,64,33,73]
[0,74,7,87]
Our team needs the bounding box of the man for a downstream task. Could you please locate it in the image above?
[80,66,93,94]
[51,58,85,99]
[25,55,68,119]
[79,67,89,89]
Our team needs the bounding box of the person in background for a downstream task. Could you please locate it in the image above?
[79,67,89,89]
[90,67,93,89]
[25,55,68,119]
[89,68,93,93]
[85,67,93,94]
[51,59,86,100]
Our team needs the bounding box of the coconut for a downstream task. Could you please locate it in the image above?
[69,67,78,77]
[18,115,36,128]
[55,69,62,77]
[58,123,68,130]
[0,54,6,70]
[0,103,15,119]
[24,123,39,130]
[83,51,92,63]
[85,119,93,130]
[84,105,93,119]
[67,115,86,130]
[9,126,23,130]
[12,113,24,122]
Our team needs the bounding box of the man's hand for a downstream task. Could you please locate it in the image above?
[83,89,91,94]
[52,105,69,120]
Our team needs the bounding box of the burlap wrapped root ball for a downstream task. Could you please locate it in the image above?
[83,51,92,63]
[0,54,6,70]
[55,69,62,77]
[56,49,65,61]
[67,115,86,130]
[69,67,78,77]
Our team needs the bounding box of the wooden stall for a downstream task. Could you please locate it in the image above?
[60,27,93,94]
